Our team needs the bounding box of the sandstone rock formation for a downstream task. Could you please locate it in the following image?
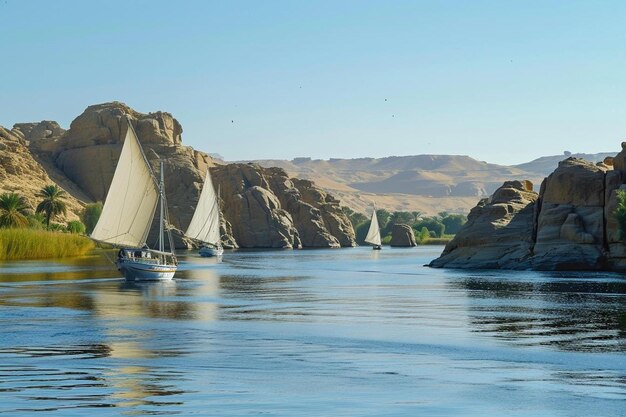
[389,224,417,247]
[532,158,606,270]
[430,180,538,269]
[431,154,626,270]
[0,125,82,222]
[12,121,65,143]
[212,164,356,248]
[11,101,356,249]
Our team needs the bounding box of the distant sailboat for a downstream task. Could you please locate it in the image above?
[185,169,224,257]
[91,120,178,280]
[364,205,382,250]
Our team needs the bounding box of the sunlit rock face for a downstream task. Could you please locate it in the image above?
[8,101,355,249]
[430,180,538,269]
[0,125,83,222]
[212,164,356,249]
[431,151,626,270]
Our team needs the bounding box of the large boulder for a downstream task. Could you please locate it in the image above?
[532,158,607,270]
[12,121,65,143]
[430,180,538,269]
[390,224,417,247]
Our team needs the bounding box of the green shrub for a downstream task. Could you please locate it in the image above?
[81,202,103,234]
[413,217,446,238]
[27,213,45,229]
[48,223,66,232]
[67,220,86,234]
[614,190,626,240]
[415,226,430,243]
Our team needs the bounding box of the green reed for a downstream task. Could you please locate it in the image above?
[0,228,95,260]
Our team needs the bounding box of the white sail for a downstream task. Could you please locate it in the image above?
[364,207,382,246]
[91,125,159,247]
[185,169,221,247]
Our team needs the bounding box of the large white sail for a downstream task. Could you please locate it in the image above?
[364,207,382,246]
[91,124,159,247]
[185,169,221,246]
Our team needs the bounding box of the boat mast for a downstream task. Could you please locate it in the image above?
[158,160,165,253]
[217,184,222,249]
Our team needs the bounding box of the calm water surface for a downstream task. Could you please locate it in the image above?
[0,247,624,416]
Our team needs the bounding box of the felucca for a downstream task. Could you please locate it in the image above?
[90,120,178,280]
[364,205,382,250]
[185,169,224,257]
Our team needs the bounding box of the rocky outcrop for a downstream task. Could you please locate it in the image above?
[431,152,626,270]
[12,121,65,143]
[210,164,299,248]
[390,224,417,247]
[212,164,356,248]
[430,180,538,269]
[531,158,607,270]
[49,102,187,202]
[12,101,356,249]
[0,126,83,222]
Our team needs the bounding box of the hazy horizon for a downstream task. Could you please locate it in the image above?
[2,1,626,165]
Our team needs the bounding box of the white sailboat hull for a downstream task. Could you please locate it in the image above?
[117,259,176,281]
[199,246,224,257]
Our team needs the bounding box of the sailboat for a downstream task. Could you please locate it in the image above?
[364,205,382,250]
[185,169,224,257]
[91,120,178,281]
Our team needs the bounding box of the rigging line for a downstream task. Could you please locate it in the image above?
[102,250,117,265]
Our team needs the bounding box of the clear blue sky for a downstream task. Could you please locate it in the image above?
[1,0,625,164]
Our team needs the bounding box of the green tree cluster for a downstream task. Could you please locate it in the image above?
[81,202,103,234]
[0,185,89,234]
[342,205,467,245]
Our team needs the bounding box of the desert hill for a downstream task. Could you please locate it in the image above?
[513,152,614,176]
[246,155,541,215]
[246,151,616,215]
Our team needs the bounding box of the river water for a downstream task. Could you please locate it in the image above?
[0,247,624,416]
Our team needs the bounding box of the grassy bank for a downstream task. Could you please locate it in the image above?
[422,237,452,245]
[0,228,95,260]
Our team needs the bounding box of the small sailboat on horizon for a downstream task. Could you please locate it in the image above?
[364,205,382,250]
[185,168,224,257]
[90,120,178,281]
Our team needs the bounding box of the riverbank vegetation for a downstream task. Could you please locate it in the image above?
[342,207,466,246]
[0,187,95,260]
[0,228,94,260]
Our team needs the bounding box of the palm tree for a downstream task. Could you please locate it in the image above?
[36,185,68,229]
[0,193,31,228]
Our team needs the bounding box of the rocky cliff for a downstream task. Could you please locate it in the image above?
[4,101,356,248]
[430,149,626,270]
[0,125,83,221]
